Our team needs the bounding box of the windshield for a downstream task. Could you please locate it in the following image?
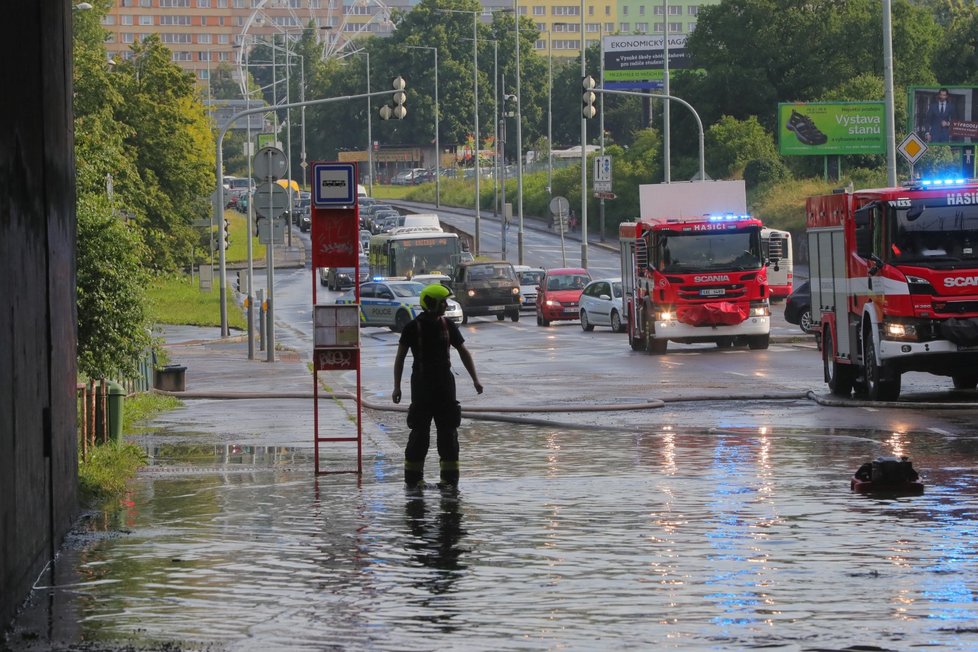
[468,264,517,281]
[887,199,978,266]
[390,237,460,277]
[519,271,545,285]
[391,282,425,298]
[547,274,589,290]
[612,281,623,298]
[654,229,762,272]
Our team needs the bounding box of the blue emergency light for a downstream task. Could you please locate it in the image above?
[706,213,752,222]
[919,178,966,187]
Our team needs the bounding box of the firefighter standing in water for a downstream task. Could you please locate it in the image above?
[392,284,483,487]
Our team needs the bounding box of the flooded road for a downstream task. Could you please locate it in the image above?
[10,418,978,651]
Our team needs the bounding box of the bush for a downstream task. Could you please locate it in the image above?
[744,158,791,189]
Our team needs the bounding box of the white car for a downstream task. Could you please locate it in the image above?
[579,277,626,333]
[513,265,546,310]
[336,279,463,332]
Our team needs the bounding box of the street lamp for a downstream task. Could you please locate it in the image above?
[436,7,483,256]
[548,23,569,201]
[405,45,440,207]
[513,0,526,264]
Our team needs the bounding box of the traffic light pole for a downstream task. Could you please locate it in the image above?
[214,85,406,338]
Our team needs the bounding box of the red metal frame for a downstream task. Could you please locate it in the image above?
[311,162,363,475]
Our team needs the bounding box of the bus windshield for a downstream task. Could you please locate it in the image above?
[654,229,762,273]
[887,199,978,266]
[388,236,461,277]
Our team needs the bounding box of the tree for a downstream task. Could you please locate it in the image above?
[75,194,151,379]
[706,115,780,179]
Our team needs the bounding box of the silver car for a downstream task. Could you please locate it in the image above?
[513,265,546,310]
[336,280,463,332]
[578,277,626,333]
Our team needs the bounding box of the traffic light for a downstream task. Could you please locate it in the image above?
[503,94,517,118]
[582,76,597,119]
[222,218,231,250]
[380,76,407,120]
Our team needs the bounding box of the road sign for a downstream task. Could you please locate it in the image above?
[593,191,617,200]
[256,216,287,244]
[253,182,291,218]
[898,132,928,165]
[253,146,289,181]
[593,155,612,192]
[313,162,356,206]
[549,195,569,216]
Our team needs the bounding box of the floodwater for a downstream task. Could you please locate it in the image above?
[8,419,978,651]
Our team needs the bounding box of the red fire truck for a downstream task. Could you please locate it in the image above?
[807,178,978,401]
[619,215,772,354]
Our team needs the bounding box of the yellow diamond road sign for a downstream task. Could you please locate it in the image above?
[898,132,928,164]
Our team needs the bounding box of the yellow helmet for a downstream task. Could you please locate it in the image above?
[420,283,452,311]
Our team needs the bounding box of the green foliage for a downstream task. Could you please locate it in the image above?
[78,440,147,503]
[76,194,152,379]
[706,115,780,179]
[744,158,792,190]
[122,392,182,433]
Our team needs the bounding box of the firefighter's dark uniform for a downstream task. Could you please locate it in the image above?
[399,312,465,486]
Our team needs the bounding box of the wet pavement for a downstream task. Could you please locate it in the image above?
[5,326,978,651]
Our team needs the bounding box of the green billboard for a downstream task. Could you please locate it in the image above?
[778,102,886,156]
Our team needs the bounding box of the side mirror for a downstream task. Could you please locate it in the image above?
[868,253,885,276]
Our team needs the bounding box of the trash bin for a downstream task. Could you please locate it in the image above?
[154,364,187,392]
[94,381,126,442]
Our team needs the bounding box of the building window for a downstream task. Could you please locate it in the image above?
[635,22,648,33]
[121,15,133,25]
[198,33,212,43]
[218,34,229,44]
[604,22,614,32]
[120,0,134,6]
[669,5,682,15]
[161,33,192,43]
[639,5,646,15]
[622,5,628,15]
[552,6,580,16]
[199,51,211,61]
[198,0,210,6]
[200,69,209,80]
[669,21,682,32]
[122,32,135,43]
[688,21,696,31]
[688,5,699,15]
[217,0,227,6]
[139,15,153,25]
[654,6,664,15]
[588,5,593,15]
[532,5,545,15]
[586,23,600,33]
[101,15,116,25]
[654,22,664,32]
[620,22,629,32]
[140,0,150,6]
[535,39,545,49]
[172,51,193,62]
[160,15,192,25]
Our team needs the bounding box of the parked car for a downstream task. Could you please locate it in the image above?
[513,265,546,310]
[784,280,814,334]
[579,277,626,333]
[449,261,521,324]
[535,268,591,326]
[336,279,462,331]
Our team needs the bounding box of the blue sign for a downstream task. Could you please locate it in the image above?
[313,163,356,206]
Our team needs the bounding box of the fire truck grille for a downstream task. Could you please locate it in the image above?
[934,301,978,315]
[678,284,747,301]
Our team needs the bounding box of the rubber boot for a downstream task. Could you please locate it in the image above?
[439,459,459,487]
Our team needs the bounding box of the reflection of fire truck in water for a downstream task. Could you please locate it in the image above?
[619,215,772,354]
[807,179,978,401]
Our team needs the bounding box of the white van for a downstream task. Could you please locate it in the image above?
[357,184,367,198]
[401,213,441,229]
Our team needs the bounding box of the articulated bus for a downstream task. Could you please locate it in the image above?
[368,227,462,279]
[761,227,793,301]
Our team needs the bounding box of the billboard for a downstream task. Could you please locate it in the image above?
[908,86,978,145]
[602,35,692,90]
[778,102,887,156]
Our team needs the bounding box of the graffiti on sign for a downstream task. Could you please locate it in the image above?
[315,348,358,371]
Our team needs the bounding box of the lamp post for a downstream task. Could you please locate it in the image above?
[578,0,588,270]
[547,24,569,201]
[437,7,483,255]
[406,45,440,207]
[514,0,525,265]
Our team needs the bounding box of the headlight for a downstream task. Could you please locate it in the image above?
[467,289,476,297]
[884,321,918,341]
[546,300,561,307]
[512,287,520,295]
[657,311,674,320]
[750,303,770,317]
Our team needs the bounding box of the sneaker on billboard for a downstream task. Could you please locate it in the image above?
[786,110,827,145]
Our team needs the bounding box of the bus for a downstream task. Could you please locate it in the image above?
[761,227,793,301]
[368,227,463,279]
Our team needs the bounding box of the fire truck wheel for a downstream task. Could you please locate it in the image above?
[864,335,901,401]
[580,310,595,331]
[824,326,854,396]
[952,373,978,390]
[747,334,770,350]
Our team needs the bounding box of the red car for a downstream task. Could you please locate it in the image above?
[535,268,591,326]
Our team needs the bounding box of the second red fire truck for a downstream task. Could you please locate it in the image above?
[807,178,978,401]
[620,215,772,354]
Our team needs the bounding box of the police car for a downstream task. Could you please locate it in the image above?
[336,279,463,332]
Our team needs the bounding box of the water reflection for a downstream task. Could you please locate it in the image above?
[8,424,978,651]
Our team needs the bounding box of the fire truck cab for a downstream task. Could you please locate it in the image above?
[807,179,978,401]
[620,215,772,354]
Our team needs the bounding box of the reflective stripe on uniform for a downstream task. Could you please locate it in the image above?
[404,459,424,472]
[439,459,460,471]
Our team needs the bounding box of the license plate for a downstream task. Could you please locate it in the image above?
[488,305,504,311]
[700,288,725,297]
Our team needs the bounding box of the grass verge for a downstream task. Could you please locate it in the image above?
[79,393,181,504]
[147,273,247,331]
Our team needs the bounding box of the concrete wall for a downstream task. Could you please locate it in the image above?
[0,1,78,628]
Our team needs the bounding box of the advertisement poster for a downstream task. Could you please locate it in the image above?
[602,35,692,90]
[908,86,978,145]
[778,102,887,156]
